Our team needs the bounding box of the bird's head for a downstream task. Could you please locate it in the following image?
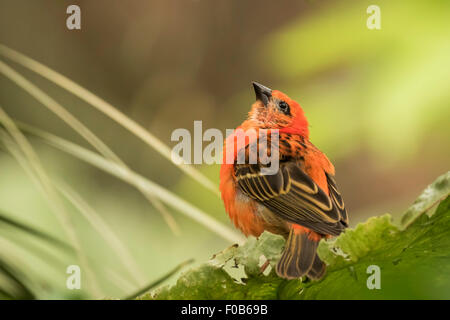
[248,82,309,138]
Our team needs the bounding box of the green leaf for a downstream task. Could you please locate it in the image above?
[142,171,450,300]
[400,171,450,227]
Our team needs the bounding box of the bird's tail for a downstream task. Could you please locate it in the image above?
[276,226,326,280]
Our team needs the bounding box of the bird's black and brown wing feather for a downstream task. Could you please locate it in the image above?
[235,161,348,236]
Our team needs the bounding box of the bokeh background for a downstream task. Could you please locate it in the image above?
[0,0,449,299]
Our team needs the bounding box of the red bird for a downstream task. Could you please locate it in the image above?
[220,82,348,280]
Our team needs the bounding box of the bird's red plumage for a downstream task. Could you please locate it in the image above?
[219,83,347,279]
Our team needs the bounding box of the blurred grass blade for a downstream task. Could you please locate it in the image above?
[105,268,138,293]
[0,233,55,300]
[143,193,181,236]
[0,130,102,297]
[0,108,103,297]
[0,208,71,250]
[0,60,121,165]
[0,258,35,299]
[0,45,220,196]
[127,259,194,300]
[0,233,68,279]
[0,58,181,235]
[19,123,245,244]
[55,181,146,285]
[0,207,72,300]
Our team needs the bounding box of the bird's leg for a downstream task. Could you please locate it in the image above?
[260,259,271,273]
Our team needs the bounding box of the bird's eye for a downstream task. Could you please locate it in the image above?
[278,101,290,115]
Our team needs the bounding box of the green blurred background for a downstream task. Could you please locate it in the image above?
[0,0,449,299]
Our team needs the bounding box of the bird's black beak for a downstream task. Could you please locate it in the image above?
[252,82,272,106]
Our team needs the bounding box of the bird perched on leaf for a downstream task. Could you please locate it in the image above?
[220,82,348,280]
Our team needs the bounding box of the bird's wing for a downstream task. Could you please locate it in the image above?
[235,161,348,236]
